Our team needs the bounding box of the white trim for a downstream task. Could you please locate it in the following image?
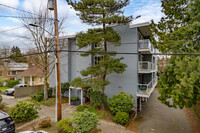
[130,22,150,28]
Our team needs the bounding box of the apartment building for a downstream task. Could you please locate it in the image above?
[49,22,157,110]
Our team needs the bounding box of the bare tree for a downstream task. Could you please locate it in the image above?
[20,5,67,100]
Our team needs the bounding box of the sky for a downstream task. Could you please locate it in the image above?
[0,0,164,52]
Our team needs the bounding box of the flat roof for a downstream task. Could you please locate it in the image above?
[129,22,150,28]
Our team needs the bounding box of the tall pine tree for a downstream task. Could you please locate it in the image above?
[10,46,27,63]
[66,0,130,100]
[151,0,200,109]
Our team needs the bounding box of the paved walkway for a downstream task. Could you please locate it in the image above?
[130,88,192,133]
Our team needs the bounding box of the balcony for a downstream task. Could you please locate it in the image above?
[138,61,156,73]
[137,78,157,97]
[138,39,154,53]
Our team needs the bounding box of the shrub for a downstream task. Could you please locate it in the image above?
[108,91,134,115]
[88,90,107,108]
[31,92,44,102]
[61,82,70,95]
[7,80,19,88]
[39,119,51,128]
[47,88,54,97]
[10,101,40,122]
[113,111,129,125]
[0,78,8,86]
[56,117,74,133]
[76,104,89,112]
[72,109,99,133]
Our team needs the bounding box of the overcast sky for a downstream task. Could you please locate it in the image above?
[0,0,163,52]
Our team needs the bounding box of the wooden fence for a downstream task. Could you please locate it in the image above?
[14,85,44,98]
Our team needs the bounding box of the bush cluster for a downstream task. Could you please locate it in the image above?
[31,88,54,102]
[72,109,99,133]
[7,80,19,88]
[113,111,129,125]
[88,90,107,108]
[108,91,134,115]
[61,82,70,95]
[56,117,74,133]
[10,101,40,122]
[0,78,8,86]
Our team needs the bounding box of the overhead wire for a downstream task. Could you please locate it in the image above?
[0,26,24,34]
[0,3,39,16]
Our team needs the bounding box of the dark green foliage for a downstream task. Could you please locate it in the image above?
[76,104,89,112]
[31,92,44,102]
[108,91,134,115]
[72,109,99,133]
[61,82,70,95]
[66,0,129,103]
[71,96,79,101]
[7,80,19,88]
[88,89,107,108]
[56,117,74,133]
[47,88,54,97]
[151,0,200,109]
[113,111,129,125]
[10,101,40,122]
[39,119,51,128]
[10,46,27,63]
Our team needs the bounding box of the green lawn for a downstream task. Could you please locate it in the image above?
[0,86,9,92]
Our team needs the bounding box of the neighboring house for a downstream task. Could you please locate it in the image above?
[0,60,28,80]
[49,22,158,111]
[18,64,48,86]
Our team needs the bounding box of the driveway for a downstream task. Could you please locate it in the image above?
[128,88,192,133]
[1,94,30,107]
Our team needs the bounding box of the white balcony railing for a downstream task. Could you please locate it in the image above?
[138,39,154,53]
[138,78,157,94]
[138,61,156,72]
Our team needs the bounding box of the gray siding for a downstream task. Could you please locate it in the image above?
[105,24,138,107]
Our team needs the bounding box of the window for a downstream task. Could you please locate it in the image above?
[40,77,43,83]
[12,71,17,75]
[7,71,17,76]
[94,56,103,65]
[0,71,2,76]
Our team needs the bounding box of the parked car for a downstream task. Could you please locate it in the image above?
[0,111,15,133]
[19,131,48,133]
[4,84,28,96]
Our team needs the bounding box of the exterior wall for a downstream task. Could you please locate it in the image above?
[105,24,138,107]
[21,76,46,86]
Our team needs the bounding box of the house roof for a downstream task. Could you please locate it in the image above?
[18,65,43,77]
[2,60,28,71]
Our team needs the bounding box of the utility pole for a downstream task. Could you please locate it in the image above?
[52,0,62,121]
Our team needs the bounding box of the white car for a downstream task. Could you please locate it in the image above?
[19,130,48,133]
[4,84,28,95]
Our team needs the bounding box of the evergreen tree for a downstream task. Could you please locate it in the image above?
[151,0,200,109]
[66,0,130,101]
[10,46,27,63]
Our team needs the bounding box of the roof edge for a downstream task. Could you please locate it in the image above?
[129,22,150,28]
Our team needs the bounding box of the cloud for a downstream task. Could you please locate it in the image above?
[0,0,20,13]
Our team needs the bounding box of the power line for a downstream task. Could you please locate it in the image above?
[0,15,53,20]
[0,3,39,16]
[0,26,24,34]
[0,38,22,46]
[1,49,200,60]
